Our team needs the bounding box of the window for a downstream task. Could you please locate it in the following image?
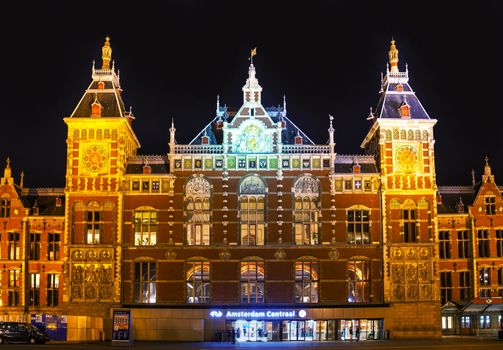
[478,230,490,257]
[29,273,40,307]
[458,230,470,258]
[295,259,319,303]
[402,209,417,242]
[8,270,20,306]
[186,261,210,304]
[48,233,61,260]
[0,199,10,217]
[29,233,41,260]
[239,176,266,246]
[348,259,370,303]
[439,231,451,259]
[498,267,503,286]
[440,272,452,305]
[134,261,157,303]
[442,316,453,330]
[134,210,157,246]
[347,209,370,244]
[86,210,102,244]
[485,196,496,215]
[293,175,320,245]
[497,230,503,257]
[461,316,471,329]
[185,177,211,246]
[479,267,491,298]
[240,261,265,304]
[8,232,20,260]
[480,315,491,329]
[47,274,59,306]
[459,271,471,300]
[344,180,352,191]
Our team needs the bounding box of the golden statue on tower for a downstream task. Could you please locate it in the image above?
[102,36,112,69]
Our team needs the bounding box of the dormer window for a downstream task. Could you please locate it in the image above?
[294,134,303,145]
[216,119,223,129]
[396,83,403,92]
[55,197,62,207]
[97,81,105,90]
[91,100,102,118]
[353,164,361,174]
[399,102,410,118]
[32,201,39,216]
[201,135,209,145]
[142,165,151,175]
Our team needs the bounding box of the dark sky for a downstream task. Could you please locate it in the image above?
[1,1,502,187]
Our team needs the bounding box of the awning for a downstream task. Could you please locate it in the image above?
[462,304,490,313]
[484,304,503,312]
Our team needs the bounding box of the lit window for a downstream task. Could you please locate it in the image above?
[48,233,61,260]
[134,210,157,246]
[293,175,320,245]
[485,196,496,215]
[134,261,157,304]
[186,261,210,304]
[347,209,370,244]
[402,209,417,242]
[442,316,453,329]
[47,274,59,307]
[240,176,266,246]
[295,259,319,303]
[8,232,20,260]
[0,199,11,218]
[185,177,211,246]
[29,273,40,307]
[240,261,265,304]
[348,259,370,303]
[86,210,102,244]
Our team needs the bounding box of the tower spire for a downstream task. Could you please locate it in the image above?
[388,37,399,73]
[102,36,112,70]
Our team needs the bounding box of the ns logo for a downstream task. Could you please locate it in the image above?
[209,311,223,318]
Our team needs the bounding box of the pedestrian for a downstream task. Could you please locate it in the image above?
[231,328,236,344]
[349,326,353,341]
[356,326,360,341]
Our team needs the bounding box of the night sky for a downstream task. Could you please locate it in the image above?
[1,1,502,187]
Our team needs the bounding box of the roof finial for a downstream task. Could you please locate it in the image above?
[101,36,112,70]
[20,171,24,189]
[3,157,12,179]
[250,47,257,65]
[366,107,375,120]
[388,37,399,73]
[471,168,476,188]
[484,156,492,176]
[283,94,287,116]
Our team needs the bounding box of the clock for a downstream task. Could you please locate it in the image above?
[395,145,419,172]
[82,144,108,173]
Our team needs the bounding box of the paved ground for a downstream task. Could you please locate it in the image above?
[0,337,502,349]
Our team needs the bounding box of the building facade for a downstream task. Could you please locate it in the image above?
[0,37,501,342]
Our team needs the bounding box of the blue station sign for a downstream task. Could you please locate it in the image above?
[209,309,307,319]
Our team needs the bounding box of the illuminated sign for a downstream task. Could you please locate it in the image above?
[209,310,307,319]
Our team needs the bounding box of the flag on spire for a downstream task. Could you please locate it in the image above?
[250,47,257,64]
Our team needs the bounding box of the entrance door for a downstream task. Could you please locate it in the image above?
[232,320,267,342]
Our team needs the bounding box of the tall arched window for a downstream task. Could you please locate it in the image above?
[186,260,210,304]
[295,258,319,303]
[239,176,266,246]
[85,201,102,244]
[185,177,211,245]
[133,260,157,304]
[348,258,370,303]
[240,259,265,304]
[293,175,320,245]
[134,207,157,246]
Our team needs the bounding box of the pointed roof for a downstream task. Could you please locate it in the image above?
[374,39,431,120]
[70,37,127,118]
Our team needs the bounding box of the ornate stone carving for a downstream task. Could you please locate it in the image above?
[418,262,431,281]
[405,263,417,282]
[86,249,98,260]
[185,176,211,196]
[71,249,84,261]
[72,286,82,299]
[219,249,231,261]
[392,263,405,283]
[99,286,112,299]
[240,176,266,194]
[421,284,432,299]
[100,249,112,260]
[393,285,404,300]
[274,248,286,260]
[391,248,404,260]
[294,175,319,195]
[406,248,417,260]
[328,248,340,261]
[418,247,430,259]
[406,285,419,300]
[165,249,176,260]
[390,198,401,209]
[85,285,97,299]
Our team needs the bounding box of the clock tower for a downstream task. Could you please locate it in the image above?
[361,39,440,338]
[63,38,140,313]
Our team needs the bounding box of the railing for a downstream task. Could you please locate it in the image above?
[174,145,224,154]
[385,70,409,83]
[128,155,167,163]
[336,154,375,163]
[437,186,474,194]
[282,145,330,154]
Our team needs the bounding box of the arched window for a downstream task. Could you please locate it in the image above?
[347,206,370,244]
[0,197,11,218]
[348,258,370,303]
[293,175,320,245]
[239,176,266,246]
[185,177,211,246]
[186,260,210,304]
[85,201,102,244]
[240,259,265,304]
[134,207,157,246]
[133,260,157,304]
[295,258,319,303]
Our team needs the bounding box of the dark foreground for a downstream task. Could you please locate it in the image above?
[1,337,502,350]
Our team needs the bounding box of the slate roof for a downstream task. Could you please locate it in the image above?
[375,80,430,120]
[437,186,475,214]
[21,188,65,216]
[126,155,169,174]
[334,155,378,174]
